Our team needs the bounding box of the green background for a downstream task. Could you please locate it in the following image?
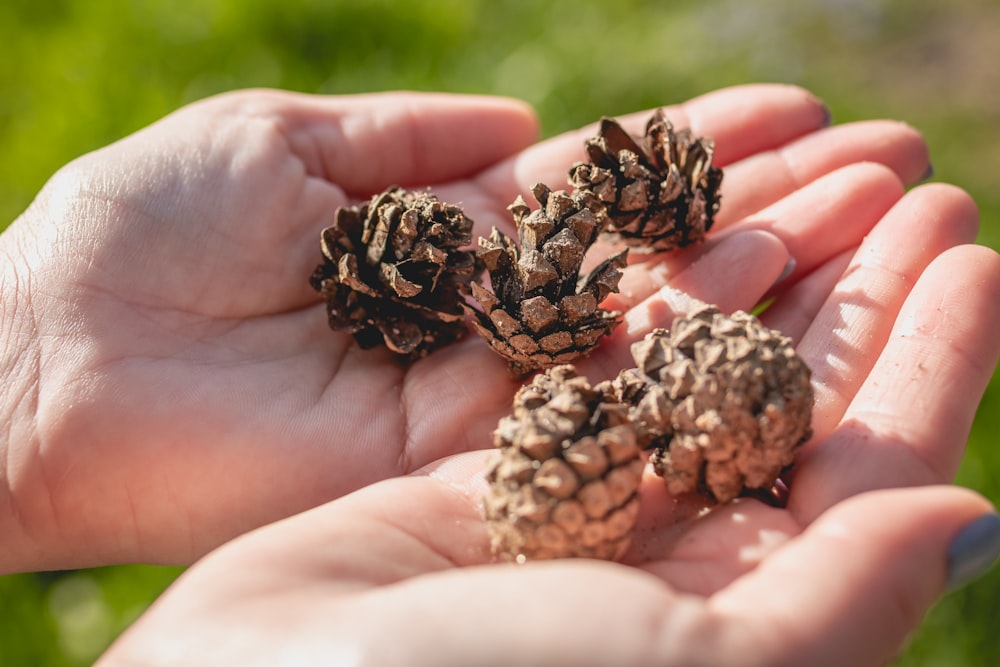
[1,0,998,664]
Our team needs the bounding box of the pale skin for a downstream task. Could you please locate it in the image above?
[1,84,998,665]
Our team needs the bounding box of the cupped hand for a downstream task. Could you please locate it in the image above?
[95,191,1000,666]
[0,85,931,569]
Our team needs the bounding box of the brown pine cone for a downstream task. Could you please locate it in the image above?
[609,304,813,504]
[310,186,479,360]
[568,109,723,253]
[484,365,645,562]
[463,183,627,376]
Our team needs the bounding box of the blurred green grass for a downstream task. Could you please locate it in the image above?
[1,0,998,664]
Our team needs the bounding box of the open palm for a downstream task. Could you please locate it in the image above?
[0,84,944,569]
[98,178,1000,665]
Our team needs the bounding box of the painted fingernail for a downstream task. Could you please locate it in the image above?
[920,163,935,182]
[947,513,1000,591]
[819,102,833,127]
[772,257,797,288]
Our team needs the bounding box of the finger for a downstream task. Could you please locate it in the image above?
[208,89,540,193]
[793,184,981,446]
[722,161,905,286]
[478,83,830,207]
[710,487,995,667]
[790,245,1000,521]
[715,120,930,230]
[416,449,495,503]
[613,229,789,319]
[204,472,492,589]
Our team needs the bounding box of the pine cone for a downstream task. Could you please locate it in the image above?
[609,304,813,503]
[568,109,723,253]
[310,186,479,360]
[484,365,645,562]
[463,183,627,376]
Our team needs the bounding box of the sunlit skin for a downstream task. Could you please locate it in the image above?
[1,85,997,665]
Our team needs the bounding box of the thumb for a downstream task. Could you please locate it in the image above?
[709,486,1000,667]
[268,90,540,192]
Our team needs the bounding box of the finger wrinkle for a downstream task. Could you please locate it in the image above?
[890,247,1000,378]
[895,313,997,382]
[847,351,970,467]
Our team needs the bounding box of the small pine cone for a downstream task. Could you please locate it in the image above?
[310,186,479,360]
[609,304,813,504]
[463,183,627,376]
[484,365,645,562]
[568,109,723,253]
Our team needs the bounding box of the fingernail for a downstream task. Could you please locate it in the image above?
[920,163,935,182]
[947,513,1000,591]
[772,257,797,288]
[819,102,833,127]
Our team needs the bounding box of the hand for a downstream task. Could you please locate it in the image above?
[0,85,933,570]
[95,194,1000,666]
